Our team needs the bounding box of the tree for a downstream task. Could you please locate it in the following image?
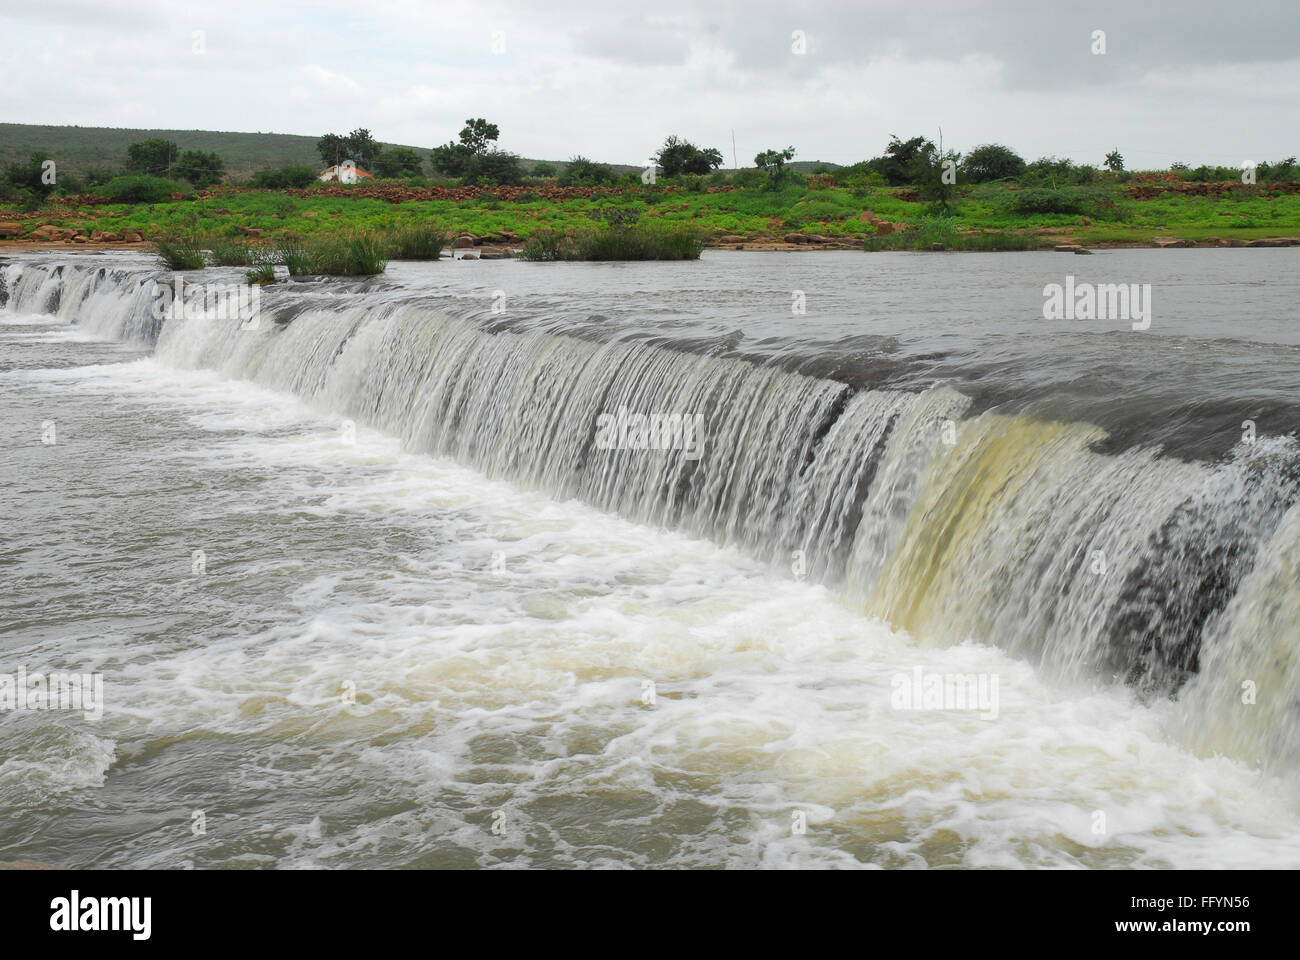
[1104,149,1125,172]
[754,146,796,187]
[430,118,522,184]
[558,156,616,187]
[126,139,180,177]
[531,161,557,178]
[3,152,57,199]
[867,135,936,185]
[655,136,724,177]
[960,143,1025,183]
[316,129,380,170]
[458,118,499,154]
[373,146,424,178]
[172,150,224,188]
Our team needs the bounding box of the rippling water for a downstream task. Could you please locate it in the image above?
[1,250,1297,868]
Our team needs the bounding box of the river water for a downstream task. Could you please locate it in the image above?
[1,249,1297,868]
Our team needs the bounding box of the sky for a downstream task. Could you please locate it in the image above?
[2,0,1298,169]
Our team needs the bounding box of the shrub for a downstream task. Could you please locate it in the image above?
[1004,186,1124,219]
[153,232,207,270]
[960,144,1026,183]
[558,156,617,187]
[95,175,187,203]
[246,166,319,189]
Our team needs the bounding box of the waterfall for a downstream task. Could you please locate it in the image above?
[5,258,1297,770]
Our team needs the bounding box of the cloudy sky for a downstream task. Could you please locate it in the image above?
[2,0,1298,169]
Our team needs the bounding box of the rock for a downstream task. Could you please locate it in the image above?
[929,243,946,251]
[1054,245,1082,252]
[891,222,907,233]
[238,227,262,237]
[29,224,63,240]
[859,210,875,222]
[302,211,318,218]
[90,230,102,241]
[1247,238,1289,247]
[72,235,88,243]
[452,235,477,249]
[1152,237,1192,248]
[875,221,893,235]
[120,229,143,242]
[1073,247,1093,255]
[479,249,513,259]
[0,222,22,239]
[718,235,747,244]
[99,232,121,242]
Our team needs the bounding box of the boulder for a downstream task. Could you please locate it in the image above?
[782,233,807,244]
[875,221,893,235]
[0,222,22,239]
[452,235,477,249]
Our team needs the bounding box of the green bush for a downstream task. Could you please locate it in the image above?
[1004,186,1124,219]
[95,175,187,203]
[246,166,320,189]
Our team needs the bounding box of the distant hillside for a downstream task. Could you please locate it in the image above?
[0,123,645,181]
[0,123,428,179]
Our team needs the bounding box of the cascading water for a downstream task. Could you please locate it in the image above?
[4,257,1297,775]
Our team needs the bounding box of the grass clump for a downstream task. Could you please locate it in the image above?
[519,223,705,261]
[276,242,313,276]
[152,232,207,270]
[206,235,255,265]
[245,263,276,285]
[387,223,450,260]
[307,230,388,275]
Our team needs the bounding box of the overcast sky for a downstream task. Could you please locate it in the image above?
[2,0,1298,169]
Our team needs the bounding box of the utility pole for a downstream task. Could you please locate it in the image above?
[731,129,738,172]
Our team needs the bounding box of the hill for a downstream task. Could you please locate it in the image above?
[0,123,646,180]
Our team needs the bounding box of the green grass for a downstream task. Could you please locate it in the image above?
[152,232,207,270]
[245,263,276,285]
[386,222,450,259]
[10,176,1300,253]
[206,235,255,265]
[519,224,705,261]
[304,230,388,275]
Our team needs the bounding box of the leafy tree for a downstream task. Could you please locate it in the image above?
[3,152,58,199]
[531,161,557,178]
[430,118,522,184]
[458,118,499,154]
[960,143,1026,183]
[867,135,936,185]
[558,155,616,187]
[171,150,224,188]
[126,138,181,177]
[316,129,380,170]
[1104,149,1125,172]
[373,146,424,178]
[753,146,796,187]
[655,136,724,176]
